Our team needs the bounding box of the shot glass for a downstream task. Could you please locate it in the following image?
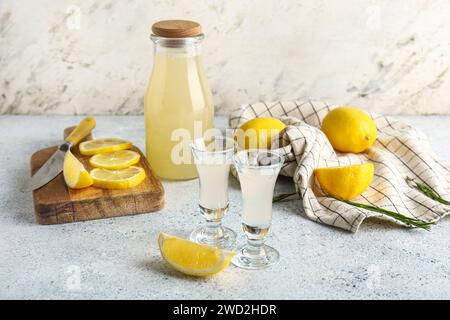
[232,149,284,269]
[189,136,237,250]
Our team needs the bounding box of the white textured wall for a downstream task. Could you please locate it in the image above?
[1,0,449,115]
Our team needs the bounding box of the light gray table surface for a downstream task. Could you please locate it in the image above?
[0,115,449,300]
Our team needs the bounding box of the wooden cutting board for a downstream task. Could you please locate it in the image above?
[30,126,164,224]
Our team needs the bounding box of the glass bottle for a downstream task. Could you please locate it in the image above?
[144,20,214,180]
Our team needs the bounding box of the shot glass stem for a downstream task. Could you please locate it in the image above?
[204,219,224,240]
[245,238,266,259]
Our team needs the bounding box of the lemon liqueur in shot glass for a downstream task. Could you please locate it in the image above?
[233,149,284,269]
[190,136,237,250]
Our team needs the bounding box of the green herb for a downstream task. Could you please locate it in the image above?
[272,191,433,230]
[330,196,433,231]
[272,192,297,202]
[406,177,450,205]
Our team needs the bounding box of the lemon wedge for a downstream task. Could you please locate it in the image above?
[63,150,93,189]
[315,163,374,200]
[79,138,132,155]
[90,166,146,189]
[89,150,140,170]
[158,233,235,277]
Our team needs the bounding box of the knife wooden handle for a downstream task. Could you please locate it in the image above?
[66,116,96,146]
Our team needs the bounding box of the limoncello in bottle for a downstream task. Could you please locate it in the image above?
[145,20,214,180]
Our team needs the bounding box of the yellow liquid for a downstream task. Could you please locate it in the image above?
[144,51,214,180]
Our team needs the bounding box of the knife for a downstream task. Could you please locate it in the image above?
[28,116,96,191]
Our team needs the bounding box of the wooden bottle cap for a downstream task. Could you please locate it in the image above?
[152,20,202,38]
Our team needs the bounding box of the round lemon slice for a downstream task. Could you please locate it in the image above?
[158,233,235,277]
[315,163,374,200]
[89,150,140,170]
[90,166,146,189]
[63,150,93,189]
[79,138,132,155]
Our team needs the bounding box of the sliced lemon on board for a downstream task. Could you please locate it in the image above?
[79,138,132,155]
[63,150,93,189]
[315,163,374,200]
[90,166,146,189]
[89,150,140,170]
[158,233,235,277]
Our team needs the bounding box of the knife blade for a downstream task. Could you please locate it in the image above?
[28,116,96,191]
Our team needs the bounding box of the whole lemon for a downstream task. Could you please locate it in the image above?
[235,117,287,149]
[322,107,377,153]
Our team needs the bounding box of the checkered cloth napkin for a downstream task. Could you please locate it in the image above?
[229,100,450,232]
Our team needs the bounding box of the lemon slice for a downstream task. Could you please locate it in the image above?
[79,138,132,155]
[90,166,146,189]
[315,163,374,200]
[158,233,235,277]
[89,150,140,170]
[63,150,93,189]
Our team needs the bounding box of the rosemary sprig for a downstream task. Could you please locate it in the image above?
[272,192,433,230]
[273,192,297,202]
[406,177,450,205]
[331,196,433,231]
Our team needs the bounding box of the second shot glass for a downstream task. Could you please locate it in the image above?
[190,136,237,250]
[232,149,284,269]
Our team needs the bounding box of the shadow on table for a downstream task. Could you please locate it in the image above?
[136,258,207,282]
